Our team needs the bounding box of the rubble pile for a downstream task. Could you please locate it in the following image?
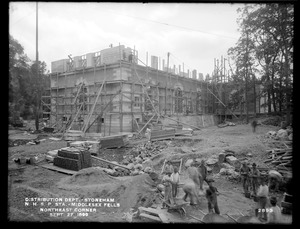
[264,148,292,173]
[103,141,169,177]
[265,127,293,141]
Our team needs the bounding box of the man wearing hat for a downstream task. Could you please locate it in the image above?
[239,161,251,196]
[162,170,174,207]
[250,163,260,196]
[164,160,174,174]
[205,179,220,214]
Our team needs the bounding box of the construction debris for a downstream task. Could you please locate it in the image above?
[218,121,236,128]
[264,148,292,173]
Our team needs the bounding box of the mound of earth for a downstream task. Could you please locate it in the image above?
[58,169,160,213]
[60,167,117,186]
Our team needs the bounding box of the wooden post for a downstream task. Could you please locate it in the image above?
[104,81,107,136]
[109,113,112,135]
[120,82,123,133]
[131,82,134,131]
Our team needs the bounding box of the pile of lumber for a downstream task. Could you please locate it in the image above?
[175,128,193,137]
[99,136,125,149]
[264,148,292,172]
[150,128,176,141]
[53,147,92,171]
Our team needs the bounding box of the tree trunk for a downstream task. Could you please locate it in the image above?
[271,70,277,113]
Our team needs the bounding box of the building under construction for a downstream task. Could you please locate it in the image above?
[42,45,266,136]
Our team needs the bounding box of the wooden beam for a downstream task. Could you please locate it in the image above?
[138,113,156,135]
[207,88,238,119]
[139,213,161,222]
[91,155,130,171]
[82,66,108,133]
[162,115,201,130]
[84,89,121,133]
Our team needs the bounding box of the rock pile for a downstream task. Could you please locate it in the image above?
[266,127,292,141]
[103,141,169,177]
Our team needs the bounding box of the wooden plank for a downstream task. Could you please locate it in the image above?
[139,213,161,222]
[91,155,130,170]
[138,207,169,223]
[158,213,170,223]
[40,163,77,175]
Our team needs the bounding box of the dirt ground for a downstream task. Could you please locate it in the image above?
[7,121,293,223]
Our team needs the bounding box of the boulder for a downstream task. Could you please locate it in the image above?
[221,163,235,170]
[225,156,239,167]
[219,168,235,176]
[277,129,288,140]
[142,159,152,169]
[218,153,226,164]
[47,150,58,157]
[134,163,143,170]
[144,167,153,173]
[267,131,277,137]
[207,166,213,172]
[185,159,194,168]
[206,158,218,166]
[131,170,140,176]
[126,163,135,170]
[247,153,253,157]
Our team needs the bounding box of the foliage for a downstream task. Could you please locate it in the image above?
[9,35,50,127]
[227,4,293,119]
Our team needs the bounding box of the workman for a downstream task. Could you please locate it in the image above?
[162,171,174,207]
[205,179,220,214]
[268,171,282,193]
[239,162,251,196]
[250,163,260,196]
[187,163,203,191]
[251,120,258,133]
[198,159,208,190]
[256,177,269,222]
[164,161,174,174]
[171,166,180,198]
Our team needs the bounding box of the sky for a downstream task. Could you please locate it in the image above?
[9,2,246,76]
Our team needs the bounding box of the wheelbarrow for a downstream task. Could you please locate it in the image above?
[163,199,189,217]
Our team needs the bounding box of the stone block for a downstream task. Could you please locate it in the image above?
[206,158,218,166]
[225,156,240,168]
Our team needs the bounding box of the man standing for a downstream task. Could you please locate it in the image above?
[251,119,258,133]
[164,161,174,174]
[162,171,174,207]
[250,163,260,196]
[187,163,203,191]
[267,196,282,224]
[256,178,269,221]
[240,162,251,196]
[198,160,208,190]
[171,166,180,198]
[205,179,220,214]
